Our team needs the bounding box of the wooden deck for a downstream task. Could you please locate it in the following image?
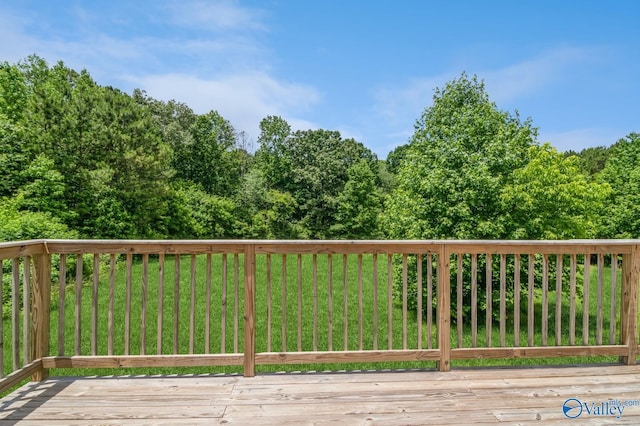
[2,364,640,424]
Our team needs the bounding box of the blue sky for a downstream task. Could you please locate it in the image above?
[1,1,638,158]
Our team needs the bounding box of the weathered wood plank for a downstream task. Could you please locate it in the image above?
[31,253,51,381]
[452,345,628,359]
[189,254,196,354]
[108,254,115,356]
[0,360,42,395]
[402,253,407,350]
[42,354,244,368]
[141,253,148,356]
[157,253,164,355]
[91,253,99,356]
[205,253,211,354]
[4,365,640,424]
[58,254,67,356]
[244,244,256,377]
[74,254,83,357]
[255,349,440,364]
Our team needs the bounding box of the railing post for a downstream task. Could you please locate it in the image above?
[620,245,639,365]
[437,244,451,372]
[32,247,51,381]
[243,244,256,377]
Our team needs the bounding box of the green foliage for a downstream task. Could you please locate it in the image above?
[0,62,28,123]
[599,132,640,238]
[0,198,76,242]
[173,110,243,197]
[5,57,175,238]
[331,159,382,239]
[171,182,242,238]
[502,143,611,239]
[255,117,380,239]
[0,114,28,197]
[565,145,611,177]
[383,73,537,240]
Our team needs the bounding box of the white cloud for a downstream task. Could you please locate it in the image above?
[481,47,592,104]
[368,46,600,156]
[163,0,266,32]
[373,47,593,126]
[0,14,38,63]
[130,72,321,140]
[0,2,321,148]
[372,73,455,126]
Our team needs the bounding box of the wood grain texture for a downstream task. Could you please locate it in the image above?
[5,365,640,424]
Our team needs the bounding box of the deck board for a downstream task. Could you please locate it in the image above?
[3,365,640,424]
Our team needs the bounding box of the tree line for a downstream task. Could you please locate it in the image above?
[1,57,638,244]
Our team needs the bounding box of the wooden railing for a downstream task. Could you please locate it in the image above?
[1,239,639,392]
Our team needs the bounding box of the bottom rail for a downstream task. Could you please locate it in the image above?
[0,360,43,394]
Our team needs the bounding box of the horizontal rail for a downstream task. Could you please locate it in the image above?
[0,360,42,394]
[451,345,629,359]
[42,354,244,369]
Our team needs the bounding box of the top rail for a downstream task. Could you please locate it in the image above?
[1,239,638,257]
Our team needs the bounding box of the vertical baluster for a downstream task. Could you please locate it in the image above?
[92,254,100,356]
[457,253,463,348]
[297,254,302,352]
[514,254,521,347]
[343,254,348,351]
[358,254,363,351]
[108,254,115,356]
[583,254,591,345]
[527,255,534,347]
[486,254,492,348]
[610,254,618,345]
[328,254,333,352]
[597,253,604,345]
[75,254,83,356]
[125,253,132,355]
[141,254,148,355]
[234,254,239,354]
[471,254,477,348]
[541,254,548,346]
[221,254,227,354]
[173,254,180,354]
[157,253,164,355]
[58,254,67,356]
[313,254,318,352]
[189,254,196,354]
[387,254,393,350]
[266,253,271,352]
[282,254,287,352]
[427,253,433,350]
[23,257,31,364]
[402,254,408,350]
[555,255,563,346]
[500,254,506,347]
[569,254,577,346]
[372,253,378,351]
[417,253,423,350]
[12,258,19,370]
[205,254,211,354]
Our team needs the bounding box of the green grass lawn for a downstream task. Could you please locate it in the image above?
[1,253,631,380]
